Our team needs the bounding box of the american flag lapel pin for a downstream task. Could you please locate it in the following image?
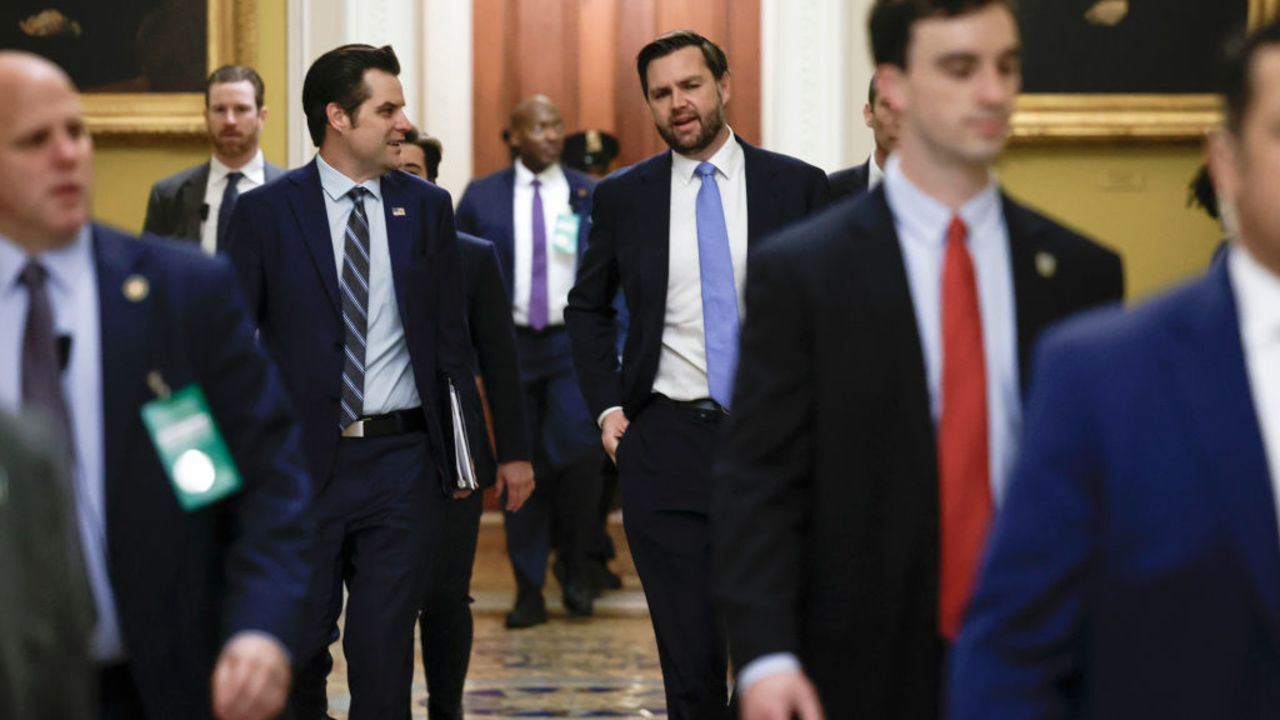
[392,207,406,217]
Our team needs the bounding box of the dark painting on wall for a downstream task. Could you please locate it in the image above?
[1019,0,1248,94]
[0,0,207,92]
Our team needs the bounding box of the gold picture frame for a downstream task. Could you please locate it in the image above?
[1012,0,1279,142]
[81,0,257,139]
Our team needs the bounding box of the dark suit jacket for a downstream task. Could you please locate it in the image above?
[457,230,530,487]
[712,187,1124,718]
[225,160,480,493]
[565,137,830,423]
[0,414,94,719]
[828,160,870,202]
[455,163,595,299]
[143,159,286,243]
[950,258,1280,719]
[94,225,312,718]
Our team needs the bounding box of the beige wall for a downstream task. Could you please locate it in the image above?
[91,0,289,234]
[89,1,1218,301]
[999,144,1223,300]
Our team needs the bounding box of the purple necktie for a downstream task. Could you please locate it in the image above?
[529,178,549,330]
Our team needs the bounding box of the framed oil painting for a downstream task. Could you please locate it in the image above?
[1013,0,1280,141]
[1,0,256,139]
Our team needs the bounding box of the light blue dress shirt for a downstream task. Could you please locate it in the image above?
[883,154,1021,504]
[315,154,421,415]
[0,226,125,662]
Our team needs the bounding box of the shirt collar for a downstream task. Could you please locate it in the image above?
[1229,242,1280,350]
[672,127,742,185]
[883,153,1000,246]
[316,153,382,204]
[514,159,563,187]
[0,224,93,297]
[868,153,886,189]
[210,149,265,184]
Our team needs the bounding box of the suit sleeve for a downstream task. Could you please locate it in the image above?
[712,240,814,670]
[565,180,623,418]
[948,328,1103,720]
[805,165,832,213]
[469,242,531,464]
[189,259,313,655]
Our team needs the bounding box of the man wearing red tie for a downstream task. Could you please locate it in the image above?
[711,1,1124,718]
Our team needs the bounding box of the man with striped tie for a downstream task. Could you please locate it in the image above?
[225,44,483,719]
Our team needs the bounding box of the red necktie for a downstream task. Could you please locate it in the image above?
[938,215,993,640]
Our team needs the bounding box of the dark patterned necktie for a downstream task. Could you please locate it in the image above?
[338,187,371,430]
[20,260,73,452]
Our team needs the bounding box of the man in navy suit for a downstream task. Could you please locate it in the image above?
[712,1,1123,717]
[828,77,900,202]
[565,30,829,719]
[226,44,479,718]
[0,51,311,720]
[949,20,1280,719]
[457,95,604,627]
[400,129,535,720]
[143,65,286,252]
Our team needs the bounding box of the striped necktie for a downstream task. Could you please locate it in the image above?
[339,186,372,430]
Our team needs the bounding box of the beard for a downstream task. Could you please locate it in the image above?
[657,104,726,157]
[212,131,257,159]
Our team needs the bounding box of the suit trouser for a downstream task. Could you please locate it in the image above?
[505,327,600,596]
[616,402,731,720]
[292,432,445,720]
[418,489,483,720]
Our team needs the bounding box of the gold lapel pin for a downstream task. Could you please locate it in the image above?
[1035,252,1057,279]
[391,207,406,217]
[123,274,149,301]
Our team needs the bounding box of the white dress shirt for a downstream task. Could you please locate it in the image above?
[868,152,885,189]
[738,154,1023,694]
[200,149,266,255]
[0,226,124,662]
[316,154,421,415]
[512,159,575,327]
[652,128,749,402]
[1228,244,1280,518]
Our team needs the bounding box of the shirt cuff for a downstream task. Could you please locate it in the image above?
[597,406,623,428]
[737,652,802,695]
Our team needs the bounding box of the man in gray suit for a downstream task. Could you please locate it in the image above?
[142,64,284,253]
[0,412,95,719]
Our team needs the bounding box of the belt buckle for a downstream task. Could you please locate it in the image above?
[341,418,367,438]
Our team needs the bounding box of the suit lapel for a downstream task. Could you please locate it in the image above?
[856,188,934,439]
[638,152,673,341]
[497,168,517,298]
[741,140,778,246]
[1003,194,1058,396]
[1172,262,1280,643]
[94,226,152,545]
[285,161,341,314]
[381,172,415,329]
[177,163,211,241]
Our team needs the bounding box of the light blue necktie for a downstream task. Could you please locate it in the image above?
[694,161,739,409]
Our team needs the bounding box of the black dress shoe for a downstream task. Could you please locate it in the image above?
[505,592,548,629]
[562,581,595,617]
[590,561,623,591]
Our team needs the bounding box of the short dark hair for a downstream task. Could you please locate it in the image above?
[404,128,443,182]
[1187,164,1219,220]
[1222,19,1280,135]
[635,30,729,97]
[206,65,264,108]
[868,76,878,104]
[302,44,400,147]
[869,0,1015,68]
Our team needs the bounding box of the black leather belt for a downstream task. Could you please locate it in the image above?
[341,407,426,438]
[515,324,567,337]
[651,394,728,416]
